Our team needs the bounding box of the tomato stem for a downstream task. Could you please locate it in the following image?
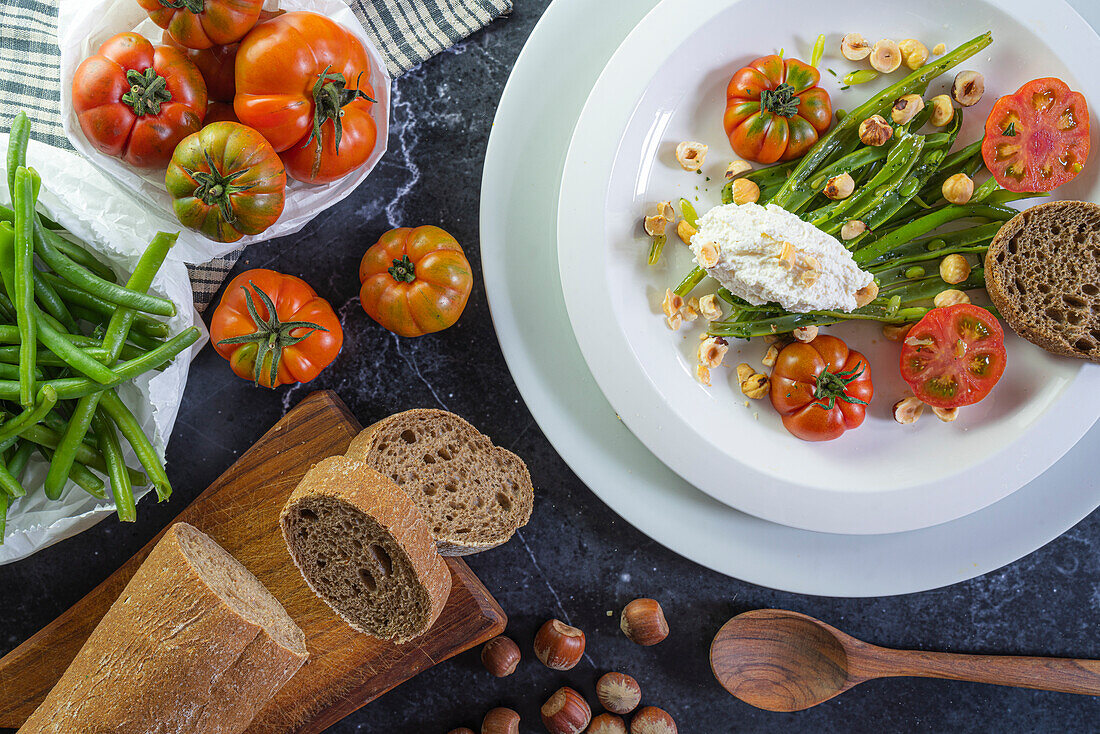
[184,150,257,225]
[303,66,378,175]
[215,282,328,387]
[388,255,416,283]
[812,363,869,410]
[120,68,172,117]
[759,83,800,117]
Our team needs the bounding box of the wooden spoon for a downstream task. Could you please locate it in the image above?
[710,609,1100,711]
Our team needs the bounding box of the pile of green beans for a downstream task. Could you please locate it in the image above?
[0,112,200,539]
[666,33,1045,338]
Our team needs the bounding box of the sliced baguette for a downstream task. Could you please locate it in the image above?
[345,409,534,556]
[20,522,307,734]
[280,455,451,643]
[985,200,1100,362]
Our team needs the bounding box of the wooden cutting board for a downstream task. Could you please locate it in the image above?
[0,390,506,733]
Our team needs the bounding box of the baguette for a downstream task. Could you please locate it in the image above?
[19,522,307,734]
[280,455,451,643]
[345,409,533,555]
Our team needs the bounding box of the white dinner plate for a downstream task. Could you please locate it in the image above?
[481,0,1100,595]
[557,0,1100,534]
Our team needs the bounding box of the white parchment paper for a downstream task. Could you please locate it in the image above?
[57,0,391,263]
[0,135,202,564]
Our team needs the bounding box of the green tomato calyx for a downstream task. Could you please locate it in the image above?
[760,83,800,117]
[812,363,869,410]
[121,68,172,117]
[388,255,416,283]
[185,150,257,225]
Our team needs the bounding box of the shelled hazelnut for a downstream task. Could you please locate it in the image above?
[480,636,521,678]
[952,71,985,106]
[870,39,901,72]
[858,115,893,146]
[589,713,629,734]
[840,33,872,61]
[898,39,928,69]
[630,706,678,734]
[534,619,586,670]
[540,686,591,734]
[928,94,954,127]
[481,707,520,734]
[597,672,642,714]
[620,598,669,646]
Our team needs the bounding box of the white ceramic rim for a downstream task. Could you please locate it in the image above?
[556,0,1100,534]
[480,0,1100,595]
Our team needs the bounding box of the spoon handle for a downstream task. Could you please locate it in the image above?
[862,648,1100,696]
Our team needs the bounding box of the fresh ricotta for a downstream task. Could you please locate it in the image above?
[689,202,874,313]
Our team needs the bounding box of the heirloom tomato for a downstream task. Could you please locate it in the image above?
[163,9,283,101]
[359,226,473,338]
[769,335,872,442]
[71,32,207,168]
[724,55,832,164]
[137,0,264,49]
[211,269,342,388]
[234,11,378,184]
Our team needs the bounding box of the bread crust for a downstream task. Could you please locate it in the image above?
[280,456,451,643]
[346,409,534,556]
[986,200,1100,363]
[19,523,307,734]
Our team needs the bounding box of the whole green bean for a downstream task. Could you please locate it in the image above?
[855,204,1017,264]
[91,409,135,522]
[12,169,35,406]
[35,444,106,501]
[40,273,170,338]
[99,390,169,501]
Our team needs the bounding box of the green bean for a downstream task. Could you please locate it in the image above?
[12,170,36,406]
[6,111,29,202]
[969,176,1001,203]
[8,440,32,480]
[49,234,118,283]
[854,204,1016,265]
[99,390,169,501]
[679,198,699,228]
[806,146,891,191]
[810,33,826,67]
[744,160,798,187]
[32,270,78,332]
[23,424,145,486]
[0,459,24,499]
[843,69,879,85]
[0,488,7,541]
[40,273,170,338]
[45,391,99,499]
[91,409,135,522]
[32,218,175,317]
[35,445,106,501]
[0,385,56,446]
[35,310,122,383]
[673,266,707,297]
[647,235,666,266]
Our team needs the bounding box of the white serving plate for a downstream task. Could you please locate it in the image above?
[557,0,1100,534]
[481,0,1100,595]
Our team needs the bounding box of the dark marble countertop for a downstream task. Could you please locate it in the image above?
[4,2,1100,732]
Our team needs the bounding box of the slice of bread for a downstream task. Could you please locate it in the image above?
[280,455,451,643]
[986,200,1100,362]
[344,409,534,556]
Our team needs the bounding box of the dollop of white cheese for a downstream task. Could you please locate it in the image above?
[689,203,874,313]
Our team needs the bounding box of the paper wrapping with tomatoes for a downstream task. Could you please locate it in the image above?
[58,0,391,258]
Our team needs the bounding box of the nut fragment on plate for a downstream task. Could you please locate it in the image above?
[597,672,642,715]
[939,254,971,285]
[698,293,722,321]
[675,141,707,171]
[741,372,770,399]
[891,94,925,125]
[698,336,729,369]
[933,42,946,55]
[695,364,711,386]
[855,281,879,307]
[620,598,669,646]
[730,178,760,204]
[735,362,755,384]
[870,39,902,72]
[793,325,818,342]
[928,94,954,127]
[898,39,928,69]
[934,289,970,308]
[882,323,912,342]
[643,201,674,236]
[952,71,985,106]
[893,396,924,424]
[661,289,684,329]
[840,32,872,60]
[823,173,855,200]
[676,219,696,244]
[933,406,959,422]
[630,706,678,734]
[762,343,780,367]
[859,115,893,146]
[841,219,867,241]
[725,159,752,180]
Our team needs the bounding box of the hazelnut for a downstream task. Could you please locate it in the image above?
[793,325,818,342]
[481,636,521,678]
[823,172,855,200]
[675,141,707,171]
[952,71,985,107]
[740,373,770,400]
[941,173,974,205]
[676,219,696,245]
[643,214,669,237]
[761,343,780,368]
[643,201,674,236]
[735,362,755,384]
[893,397,925,425]
[696,240,720,268]
[869,39,901,73]
[858,115,893,146]
[933,289,970,308]
[939,254,971,285]
[725,159,752,180]
[695,363,711,386]
[841,219,867,241]
[698,336,728,369]
[697,293,722,321]
[620,598,669,646]
[630,706,678,734]
[730,178,760,205]
[482,707,520,734]
[928,94,954,127]
[882,323,912,342]
[534,619,585,670]
[541,686,591,734]
[933,42,946,55]
[891,94,925,125]
[854,280,879,307]
[666,311,683,331]
[898,39,929,69]
[596,672,642,715]
[589,713,629,734]
[661,289,683,319]
[933,406,959,422]
[840,32,872,61]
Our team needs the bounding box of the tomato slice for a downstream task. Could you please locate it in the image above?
[899,304,1007,409]
[981,77,1090,192]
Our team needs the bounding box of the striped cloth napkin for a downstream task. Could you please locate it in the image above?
[0,0,511,307]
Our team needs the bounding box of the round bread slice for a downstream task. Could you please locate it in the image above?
[985,200,1100,362]
[280,455,451,643]
[344,409,534,556]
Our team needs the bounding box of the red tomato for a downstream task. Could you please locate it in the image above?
[899,304,1007,409]
[724,55,832,164]
[210,269,342,388]
[204,101,238,124]
[234,11,378,184]
[163,37,238,101]
[71,33,207,168]
[136,0,263,49]
[769,334,873,442]
[981,77,1090,192]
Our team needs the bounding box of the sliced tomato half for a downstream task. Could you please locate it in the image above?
[981,77,1090,192]
[899,304,1007,409]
